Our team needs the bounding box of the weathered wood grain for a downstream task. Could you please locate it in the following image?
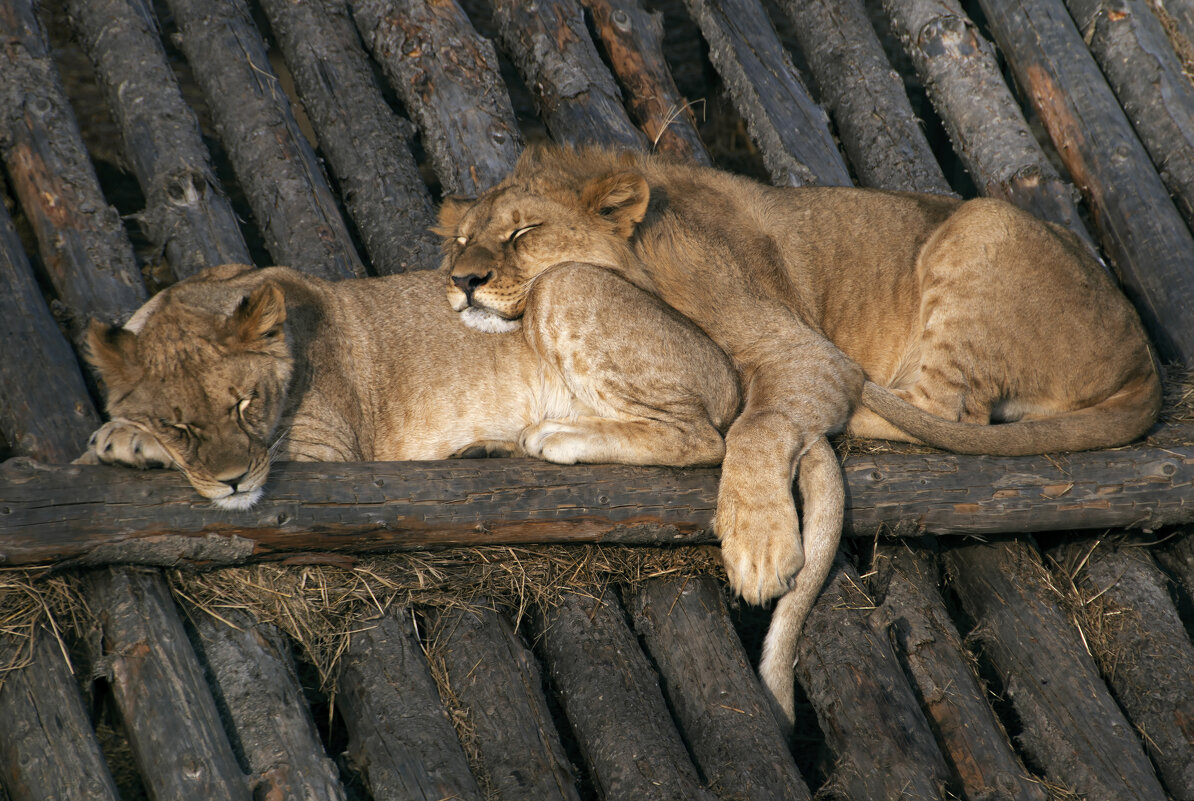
[945,540,1169,800]
[64,0,252,279]
[160,0,365,280]
[259,0,439,274]
[1,439,1190,567]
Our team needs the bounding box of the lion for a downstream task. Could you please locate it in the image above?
[81,262,739,513]
[436,145,1162,725]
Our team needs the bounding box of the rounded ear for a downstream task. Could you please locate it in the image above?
[229,282,286,348]
[84,319,139,392]
[581,171,650,237]
[432,195,477,238]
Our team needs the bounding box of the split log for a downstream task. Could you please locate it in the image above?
[160,0,365,280]
[0,627,121,801]
[258,0,440,274]
[427,605,581,801]
[775,0,954,195]
[871,543,1046,801]
[629,576,812,801]
[1049,540,1194,799]
[793,560,950,800]
[0,0,146,329]
[188,607,348,801]
[879,0,1093,241]
[3,438,1193,567]
[351,0,523,196]
[681,0,852,186]
[1067,0,1194,232]
[944,540,1169,801]
[976,0,1194,365]
[491,0,646,150]
[582,0,712,163]
[85,567,253,800]
[535,588,716,801]
[0,202,99,463]
[334,607,483,801]
[63,0,252,280]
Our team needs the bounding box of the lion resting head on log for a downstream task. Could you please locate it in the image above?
[437,145,1162,725]
[82,262,739,511]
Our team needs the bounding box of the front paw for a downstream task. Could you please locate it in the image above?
[87,420,174,469]
[715,481,804,605]
[521,420,588,464]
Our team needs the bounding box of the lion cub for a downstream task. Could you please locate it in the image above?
[82,262,738,511]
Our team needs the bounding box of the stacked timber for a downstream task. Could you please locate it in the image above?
[0,0,1192,799]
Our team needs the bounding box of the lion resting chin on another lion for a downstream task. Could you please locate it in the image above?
[82,262,739,512]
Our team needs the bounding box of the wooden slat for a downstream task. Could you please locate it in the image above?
[630,576,812,801]
[1,439,1191,568]
[159,0,365,280]
[335,607,484,801]
[945,540,1169,800]
[583,0,712,163]
[258,0,439,274]
[535,589,717,801]
[775,0,953,195]
[0,0,146,329]
[1049,540,1194,798]
[977,0,1194,365]
[794,561,951,799]
[351,0,523,195]
[63,0,252,279]
[681,0,851,186]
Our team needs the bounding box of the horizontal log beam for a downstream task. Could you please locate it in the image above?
[2,439,1191,568]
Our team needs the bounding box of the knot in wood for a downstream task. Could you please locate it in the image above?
[612,10,632,33]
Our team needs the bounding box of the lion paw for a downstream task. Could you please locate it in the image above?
[87,420,174,470]
[715,485,805,605]
[521,420,591,465]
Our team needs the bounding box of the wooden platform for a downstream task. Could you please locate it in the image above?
[2,0,1194,799]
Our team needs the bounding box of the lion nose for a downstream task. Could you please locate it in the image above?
[216,467,249,492]
[451,270,493,300]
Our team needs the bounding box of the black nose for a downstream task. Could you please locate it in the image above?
[451,271,492,299]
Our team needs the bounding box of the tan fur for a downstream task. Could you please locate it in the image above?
[83,262,739,513]
[437,145,1162,729]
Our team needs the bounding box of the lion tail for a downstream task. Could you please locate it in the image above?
[758,436,842,735]
[859,368,1161,457]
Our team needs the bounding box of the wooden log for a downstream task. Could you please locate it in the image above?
[629,576,812,801]
[1153,529,1194,613]
[159,0,365,280]
[491,0,646,150]
[878,0,1094,242]
[0,627,122,801]
[582,0,712,164]
[1049,540,1194,799]
[775,0,954,195]
[63,0,252,280]
[1150,0,1194,51]
[944,540,1169,800]
[258,0,440,274]
[3,437,1193,567]
[85,567,253,800]
[1067,0,1194,232]
[535,588,717,801]
[794,560,950,800]
[188,607,349,801]
[976,0,1194,365]
[0,201,99,463]
[427,605,581,801]
[681,0,852,186]
[0,0,146,329]
[351,0,523,196]
[334,607,483,801]
[871,543,1046,801]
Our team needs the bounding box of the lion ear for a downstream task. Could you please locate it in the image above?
[229,282,286,348]
[432,195,476,238]
[84,320,139,392]
[581,171,650,237]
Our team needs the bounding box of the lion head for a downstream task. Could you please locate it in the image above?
[437,146,650,332]
[84,264,293,510]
